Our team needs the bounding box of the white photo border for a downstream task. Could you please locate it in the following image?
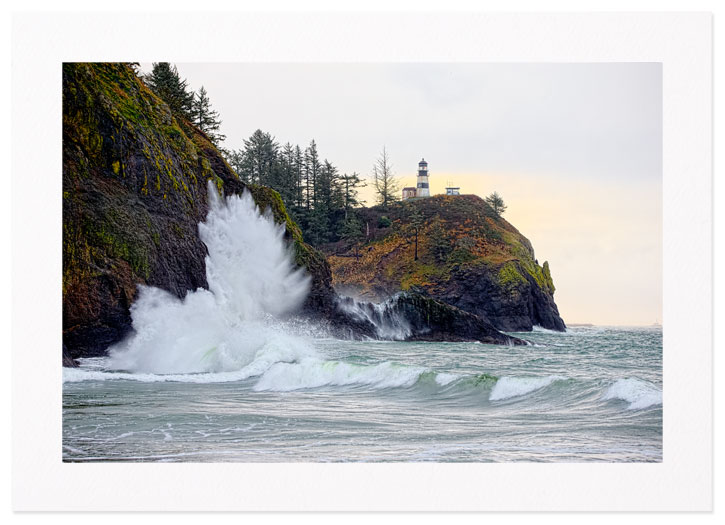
[11,11,712,511]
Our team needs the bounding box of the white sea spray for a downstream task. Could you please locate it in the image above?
[106,183,313,375]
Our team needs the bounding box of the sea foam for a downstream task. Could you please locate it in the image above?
[489,375,566,401]
[106,183,313,375]
[252,359,427,391]
[603,378,662,410]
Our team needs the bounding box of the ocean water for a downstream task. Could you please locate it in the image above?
[62,184,662,462]
[63,325,662,462]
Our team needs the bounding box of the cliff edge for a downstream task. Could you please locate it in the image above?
[327,195,566,332]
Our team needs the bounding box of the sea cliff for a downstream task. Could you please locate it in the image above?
[327,195,566,332]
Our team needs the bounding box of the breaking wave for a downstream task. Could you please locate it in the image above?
[603,378,662,410]
[489,375,567,400]
[65,363,650,414]
[253,359,426,391]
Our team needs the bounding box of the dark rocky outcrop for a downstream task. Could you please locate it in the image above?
[334,293,525,345]
[327,195,566,332]
[62,345,78,368]
[433,260,565,332]
[392,293,526,344]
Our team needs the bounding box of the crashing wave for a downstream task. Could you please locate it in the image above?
[106,182,313,375]
[489,375,566,401]
[335,295,412,340]
[603,378,662,410]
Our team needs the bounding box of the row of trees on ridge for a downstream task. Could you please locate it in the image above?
[224,130,368,246]
[137,62,509,252]
[143,62,226,146]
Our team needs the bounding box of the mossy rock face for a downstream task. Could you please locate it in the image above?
[63,63,336,359]
[326,194,565,332]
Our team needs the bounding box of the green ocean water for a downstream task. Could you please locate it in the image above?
[63,325,662,462]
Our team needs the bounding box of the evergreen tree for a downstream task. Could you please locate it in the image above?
[223,133,369,249]
[192,86,226,146]
[407,205,425,261]
[307,159,339,245]
[144,62,195,120]
[275,142,299,207]
[239,130,279,185]
[224,149,246,180]
[327,162,346,230]
[372,146,400,208]
[339,172,366,218]
[304,140,321,211]
[428,217,451,263]
[485,191,507,217]
[294,145,304,209]
[340,213,365,260]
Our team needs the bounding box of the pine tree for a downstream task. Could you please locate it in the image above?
[304,140,321,212]
[372,146,400,208]
[307,159,338,245]
[428,217,451,263]
[485,191,507,217]
[192,86,226,146]
[407,205,425,261]
[294,145,304,209]
[144,62,195,121]
[340,213,365,260]
[239,130,279,185]
[275,142,298,207]
[224,149,246,180]
[222,134,368,248]
[339,172,366,218]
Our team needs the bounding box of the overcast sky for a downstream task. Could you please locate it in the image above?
[142,62,662,326]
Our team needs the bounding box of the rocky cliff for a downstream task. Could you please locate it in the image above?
[62,63,335,359]
[327,195,566,332]
[63,64,522,364]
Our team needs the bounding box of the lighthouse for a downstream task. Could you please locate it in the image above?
[416,158,430,197]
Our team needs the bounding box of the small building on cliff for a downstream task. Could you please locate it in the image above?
[402,187,417,200]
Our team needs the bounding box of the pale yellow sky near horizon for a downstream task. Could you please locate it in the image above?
[360,170,662,327]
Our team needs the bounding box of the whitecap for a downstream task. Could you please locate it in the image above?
[434,373,460,386]
[252,359,426,392]
[603,378,662,410]
[489,375,566,401]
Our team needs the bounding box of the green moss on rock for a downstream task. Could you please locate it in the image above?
[63,62,340,358]
[326,193,566,331]
[497,262,527,289]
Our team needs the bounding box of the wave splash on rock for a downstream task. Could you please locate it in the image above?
[107,182,312,375]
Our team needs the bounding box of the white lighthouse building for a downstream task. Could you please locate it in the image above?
[416,158,430,197]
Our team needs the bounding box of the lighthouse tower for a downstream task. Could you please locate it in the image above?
[416,158,430,197]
